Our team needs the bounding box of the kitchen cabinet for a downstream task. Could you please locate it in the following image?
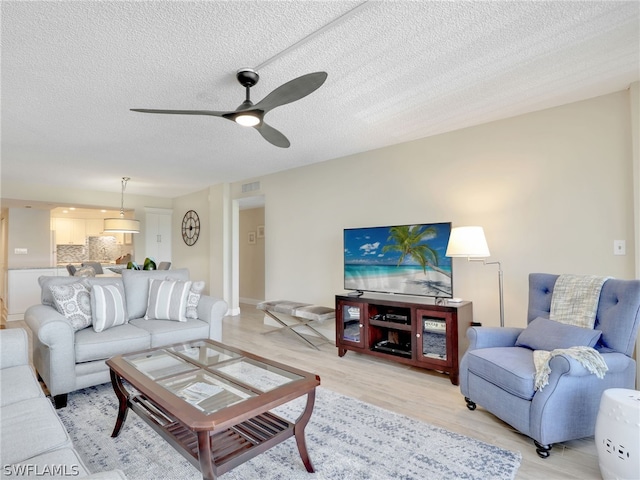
[145,208,172,262]
[54,218,86,245]
[86,218,125,243]
[85,219,104,236]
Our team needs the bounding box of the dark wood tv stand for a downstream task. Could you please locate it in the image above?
[335,293,473,385]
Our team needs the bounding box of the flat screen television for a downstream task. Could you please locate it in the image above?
[344,222,453,298]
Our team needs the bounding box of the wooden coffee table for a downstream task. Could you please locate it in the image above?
[106,339,320,479]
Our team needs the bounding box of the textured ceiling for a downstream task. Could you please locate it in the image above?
[2,1,639,199]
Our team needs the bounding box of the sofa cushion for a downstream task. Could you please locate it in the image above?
[515,317,602,351]
[129,318,209,347]
[186,281,205,319]
[0,365,44,407]
[91,284,128,332]
[144,279,192,322]
[121,269,190,320]
[75,323,150,363]
[465,347,536,400]
[0,397,72,465]
[49,282,93,331]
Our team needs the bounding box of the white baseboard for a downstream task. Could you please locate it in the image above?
[239,297,262,306]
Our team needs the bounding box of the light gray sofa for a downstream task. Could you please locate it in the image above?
[25,268,228,408]
[0,328,126,478]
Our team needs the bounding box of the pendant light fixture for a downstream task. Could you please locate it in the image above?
[103,177,140,233]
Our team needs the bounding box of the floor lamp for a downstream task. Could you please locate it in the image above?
[446,226,504,327]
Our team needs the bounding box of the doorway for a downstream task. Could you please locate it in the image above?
[236,196,265,307]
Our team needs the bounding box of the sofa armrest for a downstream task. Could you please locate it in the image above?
[467,326,523,350]
[196,295,228,342]
[24,304,77,396]
[0,328,30,369]
[529,351,635,445]
[543,351,633,378]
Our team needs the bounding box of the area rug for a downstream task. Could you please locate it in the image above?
[57,384,521,480]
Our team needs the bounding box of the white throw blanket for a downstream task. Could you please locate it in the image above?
[550,274,609,328]
[533,346,608,391]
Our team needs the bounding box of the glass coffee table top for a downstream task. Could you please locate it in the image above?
[122,340,304,414]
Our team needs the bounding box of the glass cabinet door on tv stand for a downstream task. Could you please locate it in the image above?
[336,300,366,354]
[335,293,473,385]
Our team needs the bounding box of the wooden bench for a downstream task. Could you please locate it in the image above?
[257,300,335,350]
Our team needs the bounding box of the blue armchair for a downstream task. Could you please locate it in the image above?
[460,273,640,458]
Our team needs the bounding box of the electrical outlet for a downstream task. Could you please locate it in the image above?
[613,240,626,256]
[14,248,28,255]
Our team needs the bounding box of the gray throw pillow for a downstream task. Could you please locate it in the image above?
[91,284,128,332]
[49,282,92,331]
[122,268,190,319]
[39,276,84,307]
[144,278,193,322]
[185,281,205,319]
[515,317,602,351]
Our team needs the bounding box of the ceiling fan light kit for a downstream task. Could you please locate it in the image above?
[103,177,140,233]
[131,68,327,148]
[235,113,261,127]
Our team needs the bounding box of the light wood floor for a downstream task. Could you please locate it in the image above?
[6,305,602,479]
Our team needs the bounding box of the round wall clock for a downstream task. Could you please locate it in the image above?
[182,210,200,246]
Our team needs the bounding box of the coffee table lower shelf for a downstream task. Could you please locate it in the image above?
[128,395,296,478]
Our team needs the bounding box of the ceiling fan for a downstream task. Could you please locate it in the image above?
[131,69,328,148]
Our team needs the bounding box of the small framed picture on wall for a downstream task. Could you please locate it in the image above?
[257,225,265,238]
[248,231,256,244]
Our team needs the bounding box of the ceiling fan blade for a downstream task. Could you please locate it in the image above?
[130,108,230,117]
[254,72,327,113]
[254,122,290,148]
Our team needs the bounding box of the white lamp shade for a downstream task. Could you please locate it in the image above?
[446,226,490,258]
[103,218,140,233]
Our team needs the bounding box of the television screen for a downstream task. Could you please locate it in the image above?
[344,222,452,298]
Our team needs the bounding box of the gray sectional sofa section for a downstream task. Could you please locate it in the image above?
[0,328,126,479]
[25,268,228,408]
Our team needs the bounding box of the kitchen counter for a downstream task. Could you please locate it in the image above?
[7,264,128,320]
[7,267,68,320]
[8,262,116,270]
[9,266,69,270]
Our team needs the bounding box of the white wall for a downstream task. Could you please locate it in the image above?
[7,208,52,268]
[171,189,211,292]
[239,207,265,303]
[243,90,636,329]
[630,82,639,386]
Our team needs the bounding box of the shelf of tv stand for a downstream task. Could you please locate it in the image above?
[335,293,473,385]
[368,319,412,332]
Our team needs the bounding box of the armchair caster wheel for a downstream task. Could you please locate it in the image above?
[534,441,552,458]
[464,397,476,411]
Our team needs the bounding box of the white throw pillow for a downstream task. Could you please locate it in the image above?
[49,282,92,331]
[186,281,205,319]
[145,279,192,322]
[91,284,128,332]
